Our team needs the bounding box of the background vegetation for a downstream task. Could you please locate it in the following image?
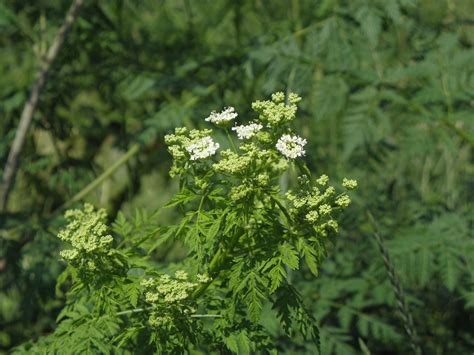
[0,0,473,353]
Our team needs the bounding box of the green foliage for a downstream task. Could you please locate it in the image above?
[10,94,355,353]
[1,0,473,353]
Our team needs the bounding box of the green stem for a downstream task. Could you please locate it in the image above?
[270,195,292,224]
[57,144,140,212]
[295,160,312,177]
[441,119,474,147]
[191,231,242,299]
[366,211,422,355]
[225,128,238,153]
[191,250,224,299]
[116,306,221,318]
[190,314,222,318]
[116,307,149,316]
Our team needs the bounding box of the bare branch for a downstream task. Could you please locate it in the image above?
[0,0,85,211]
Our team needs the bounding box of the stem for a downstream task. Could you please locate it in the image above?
[190,249,224,299]
[57,144,140,212]
[225,128,238,153]
[0,0,85,212]
[270,195,293,224]
[441,119,474,147]
[190,314,222,318]
[195,187,208,223]
[295,160,312,178]
[2,143,140,262]
[116,307,149,316]
[191,230,242,299]
[116,306,221,318]
[366,211,422,355]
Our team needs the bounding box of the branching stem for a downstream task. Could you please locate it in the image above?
[191,230,242,299]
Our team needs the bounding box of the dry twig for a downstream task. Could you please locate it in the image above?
[0,0,84,211]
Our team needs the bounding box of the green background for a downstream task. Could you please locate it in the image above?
[0,0,473,353]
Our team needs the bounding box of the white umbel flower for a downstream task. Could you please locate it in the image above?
[186,137,219,160]
[276,134,307,159]
[205,107,238,125]
[231,122,263,140]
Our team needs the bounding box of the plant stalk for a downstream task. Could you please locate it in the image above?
[57,144,140,212]
[191,231,242,299]
[0,0,85,212]
[367,211,422,355]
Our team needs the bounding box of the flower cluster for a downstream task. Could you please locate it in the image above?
[336,195,351,207]
[251,92,301,127]
[276,134,307,159]
[230,184,253,201]
[165,128,219,176]
[316,174,329,186]
[57,203,114,270]
[286,175,357,237]
[165,92,311,182]
[212,150,251,175]
[186,136,219,161]
[141,271,197,304]
[231,122,263,140]
[342,178,358,189]
[205,107,238,125]
[140,271,209,329]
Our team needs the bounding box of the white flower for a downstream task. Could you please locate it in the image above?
[205,107,238,125]
[276,134,307,159]
[186,137,219,160]
[231,122,263,139]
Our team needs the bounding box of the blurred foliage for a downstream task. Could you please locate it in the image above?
[0,0,473,353]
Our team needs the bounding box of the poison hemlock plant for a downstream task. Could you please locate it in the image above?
[14,93,357,354]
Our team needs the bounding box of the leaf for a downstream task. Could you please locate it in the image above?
[223,334,239,353]
[279,243,299,270]
[148,226,175,253]
[417,248,433,288]
[119,75,155,100]
[127,283,139,308]
[266,261,286,293]
[164,188,198,208]
[358,337,372,355]
[338,308,353,329]
[440,248,460,292]
[236,331,251,355]
[357,318,369,337]
[356,6,382,47]
[301,241,320,276]
[55,268,71,296]
[223,331,251,355]
[206,215,222,241]
[90,335,110,355]
[229,260,245,291]
[311,323,321,353]
[115,326,140,349]
[56,307,74,323]
[462,290,474,309]
[244,272,266,323]
[112,211,133,237]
